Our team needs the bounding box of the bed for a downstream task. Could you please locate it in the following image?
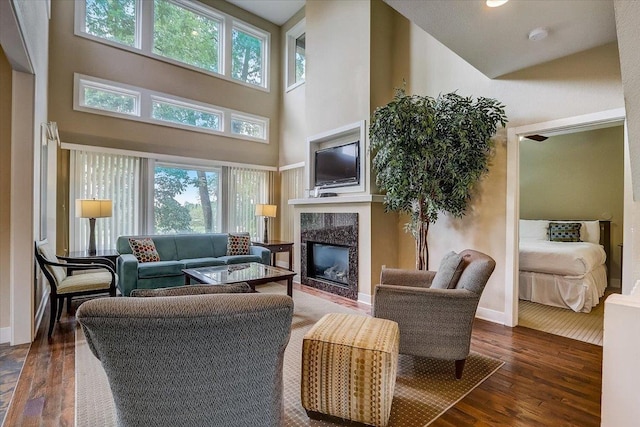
[519,219,609,313]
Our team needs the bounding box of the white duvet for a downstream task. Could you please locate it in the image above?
[519,239,606,276]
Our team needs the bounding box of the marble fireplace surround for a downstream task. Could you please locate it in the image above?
[300,213,358,300]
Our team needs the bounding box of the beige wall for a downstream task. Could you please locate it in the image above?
[403,25,623,314]
[49,0,281,166]
[520,126,625,282]
[0,48,11,330]
[279,8,306,167]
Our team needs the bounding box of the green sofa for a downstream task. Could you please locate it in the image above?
[116,234,271,296]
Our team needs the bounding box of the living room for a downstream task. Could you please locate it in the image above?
[2,0,640,425]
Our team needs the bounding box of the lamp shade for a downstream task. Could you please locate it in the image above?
[76,199,112,218]
[255,204,277,218]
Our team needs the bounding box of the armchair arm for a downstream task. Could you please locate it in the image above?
[380,268,436,288]
[117,254,139,296]
[250,245,271,265]
[42,258,116,276]
[57,255,115,271]
[373,284,481,359]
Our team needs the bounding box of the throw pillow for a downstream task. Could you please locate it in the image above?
[431,251,465,289]
[548,222,581,242]
[128,237,161,263]
[227,234,250,256]
[131,282,252,297]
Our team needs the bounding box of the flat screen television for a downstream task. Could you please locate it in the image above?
[314,141,360,188]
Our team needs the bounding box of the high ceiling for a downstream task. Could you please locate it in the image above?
[384,0,617,78]
[228,0,617,79]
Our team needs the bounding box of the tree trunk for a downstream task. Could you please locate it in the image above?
[196,171,213,232]
[415,202,430,270]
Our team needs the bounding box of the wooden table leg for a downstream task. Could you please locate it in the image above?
[185,275,191,285]
[288,247,293,271]
[287,278,293,297]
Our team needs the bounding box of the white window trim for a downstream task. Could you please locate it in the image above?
[285,18,305,92]
[74,0,270,92]
[74,73,269,143]
[151,95,224,132]
[75,77,142,118]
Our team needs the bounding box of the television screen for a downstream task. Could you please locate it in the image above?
[314,141,360,188]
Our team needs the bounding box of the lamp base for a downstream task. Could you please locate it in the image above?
[88,217,96,255]
[263,216,269,243]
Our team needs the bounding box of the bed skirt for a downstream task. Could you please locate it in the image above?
[519,264,607,313]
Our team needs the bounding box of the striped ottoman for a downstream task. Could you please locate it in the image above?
[301,313,399,427]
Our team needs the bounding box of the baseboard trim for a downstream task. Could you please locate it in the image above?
[476,307,505,325]
[0,327,10,343]
[34,287,50,338]
[357,293,372,305]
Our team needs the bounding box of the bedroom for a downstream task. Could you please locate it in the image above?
[518,124,624,343]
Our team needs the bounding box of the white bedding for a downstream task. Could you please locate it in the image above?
[519,239,606,276]
[519,265,607,313]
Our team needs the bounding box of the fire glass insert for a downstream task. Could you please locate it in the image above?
[308,242,349,286]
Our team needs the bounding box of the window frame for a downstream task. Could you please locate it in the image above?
[75,0,270,91]
[74,73,269,143]
[76,78,141,118]
[285,18,305,92]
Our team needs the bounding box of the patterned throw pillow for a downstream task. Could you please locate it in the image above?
[548,222,581,242]
[227,234,250,256]
[128,237,161,263]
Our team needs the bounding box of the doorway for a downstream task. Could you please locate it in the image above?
[505,108,627,328]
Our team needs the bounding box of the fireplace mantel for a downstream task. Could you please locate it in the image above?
[289,194,385,206]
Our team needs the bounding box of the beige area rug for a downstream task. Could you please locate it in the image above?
[518,296,605,346]
[76,284,503,426]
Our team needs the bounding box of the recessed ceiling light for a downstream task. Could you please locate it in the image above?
[486,0,509,7]
[528,27,549,41]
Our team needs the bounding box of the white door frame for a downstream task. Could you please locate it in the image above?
[504,108,627,327]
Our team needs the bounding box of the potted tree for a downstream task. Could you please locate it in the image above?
[369,88,507,269]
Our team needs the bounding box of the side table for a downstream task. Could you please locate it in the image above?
[252,240,294,271]
[66,249,120,266]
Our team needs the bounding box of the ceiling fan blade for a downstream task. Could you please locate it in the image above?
[524,134,548,142]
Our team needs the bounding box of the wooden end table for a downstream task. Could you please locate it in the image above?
[252,240,294,271]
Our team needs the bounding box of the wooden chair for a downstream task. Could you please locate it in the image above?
[34,239,117,337]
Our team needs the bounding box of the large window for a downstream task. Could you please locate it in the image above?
[74,74,268,142]
[76,0,270,90]
[68,148,275,249]
[153,164,222,234]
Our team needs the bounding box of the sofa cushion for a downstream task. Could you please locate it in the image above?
[211,234,229,257]
[175,235,215,260]
[138,260,185,278]
[217,255,261,265]
[130,282,252,297]
[182,257,226,269]
[227,234,250,256]
[129,237,161,263]
[431,251,465,289]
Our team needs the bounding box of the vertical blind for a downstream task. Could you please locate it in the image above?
[70,150,141,252]
[280,166,304,243]
[226,166,275,240]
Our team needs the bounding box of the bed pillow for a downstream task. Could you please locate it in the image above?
[431,251,465,289]
[581,220,601,244]
[548,222,581,242]
[519,220,549,240]
[128,237,161,263]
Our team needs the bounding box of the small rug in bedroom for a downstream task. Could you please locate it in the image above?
[76,283,504,426]
[518,295,607,346]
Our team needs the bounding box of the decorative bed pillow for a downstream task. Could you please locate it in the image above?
[128,237,161,263]
[431,251,465,289]
[227,234,250,256]
[548,222,581,242]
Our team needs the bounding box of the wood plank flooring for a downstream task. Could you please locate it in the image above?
[3,283,602,426]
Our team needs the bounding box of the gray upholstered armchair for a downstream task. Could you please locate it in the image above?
[77,292,294,427]
[373,249,495,379]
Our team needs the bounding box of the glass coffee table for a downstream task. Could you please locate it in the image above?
[182,262,296,297]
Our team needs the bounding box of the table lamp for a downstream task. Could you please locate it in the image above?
[255,204,277,243]
[76,198,112,255]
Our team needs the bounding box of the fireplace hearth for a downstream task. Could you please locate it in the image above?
[300,213,358,299]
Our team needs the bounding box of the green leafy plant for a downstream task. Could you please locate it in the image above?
[369,88,508,269]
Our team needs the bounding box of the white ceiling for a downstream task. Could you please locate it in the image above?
[384,0,618,78]
[225,0,304,26]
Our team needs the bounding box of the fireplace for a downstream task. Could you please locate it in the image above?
[307,242,349,286]
[300,213,358,299]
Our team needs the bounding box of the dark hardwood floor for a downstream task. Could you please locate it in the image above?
[3,283,602,426]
